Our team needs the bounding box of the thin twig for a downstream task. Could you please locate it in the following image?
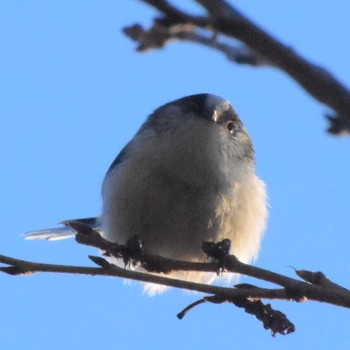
[177,298,207,319]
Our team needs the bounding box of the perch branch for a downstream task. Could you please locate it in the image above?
[3,222,350,335]
[1,252,349,309]
[4,222,350,335]
[64,221,350,308]
[2,221,350,309]
[0,253,289,300]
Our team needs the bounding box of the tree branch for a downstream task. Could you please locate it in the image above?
[125,0,350,135]
[3,221,350,335]
[0,253,298,335]
[1,251,350,308]
[64,221,350,308]
[0,253,289,300]
[6,221,350,309]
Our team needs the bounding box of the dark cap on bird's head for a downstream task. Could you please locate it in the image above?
[144,93,244,134]
[167,93,242,126]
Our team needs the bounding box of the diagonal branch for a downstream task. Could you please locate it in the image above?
[128,0,350,135]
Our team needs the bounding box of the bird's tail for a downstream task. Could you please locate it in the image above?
[25,217,101,241]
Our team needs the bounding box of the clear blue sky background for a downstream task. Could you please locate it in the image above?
[1,1,350,349]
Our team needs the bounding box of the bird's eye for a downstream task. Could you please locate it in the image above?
[226,121,235,134]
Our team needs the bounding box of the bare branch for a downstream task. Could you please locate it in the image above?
[3,230,350,309]
[0,253,290,300]
[128,0,350,135]
[4,223,350,334]
[66,222,350,308]
[2,221,350,335]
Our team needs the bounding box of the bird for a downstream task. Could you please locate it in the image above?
[27,93,268,294]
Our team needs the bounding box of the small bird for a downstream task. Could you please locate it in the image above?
[27,94,268,294]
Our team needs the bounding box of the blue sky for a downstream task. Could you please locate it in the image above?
[1,1,350,349]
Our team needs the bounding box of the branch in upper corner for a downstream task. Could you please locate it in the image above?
[128,0,350,135]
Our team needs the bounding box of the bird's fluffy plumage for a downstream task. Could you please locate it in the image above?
[102,94,268,294]
[26,94,268,295]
